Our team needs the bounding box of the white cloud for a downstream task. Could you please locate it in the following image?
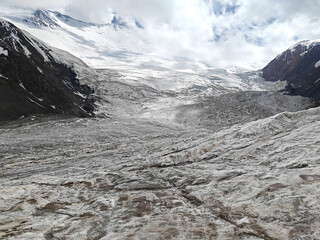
[0,0,68,11]
[1,0,320,68]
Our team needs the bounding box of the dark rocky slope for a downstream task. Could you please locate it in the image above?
[0,19,95,122]
[262,40,320,100]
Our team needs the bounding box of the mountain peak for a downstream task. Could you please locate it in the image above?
[51,11,98,28]
[23,9,60,28]
[22,9,100,29]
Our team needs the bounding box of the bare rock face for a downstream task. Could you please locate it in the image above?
[262,40,320,100]
[0,19,95,122]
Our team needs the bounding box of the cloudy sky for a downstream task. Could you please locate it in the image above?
[2,0,320,68]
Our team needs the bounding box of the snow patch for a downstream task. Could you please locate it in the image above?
[236,217,250,225]
[9,31,22,52]
[0,73,8,79]
[37,67,43,74]
[301,39,320,48]
[0,18,10,28]
[315,60,320,68]
[300,51,307,57]
[0,46,8,56]
[74,91,86,99]
[27,97,45,108]
[21,45,31,57]
[19,82,27,90]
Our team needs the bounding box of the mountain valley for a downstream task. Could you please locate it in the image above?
[0,6,320,240]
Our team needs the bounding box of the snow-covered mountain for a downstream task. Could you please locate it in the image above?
[0,7,267,94]
[0,7,143,67]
